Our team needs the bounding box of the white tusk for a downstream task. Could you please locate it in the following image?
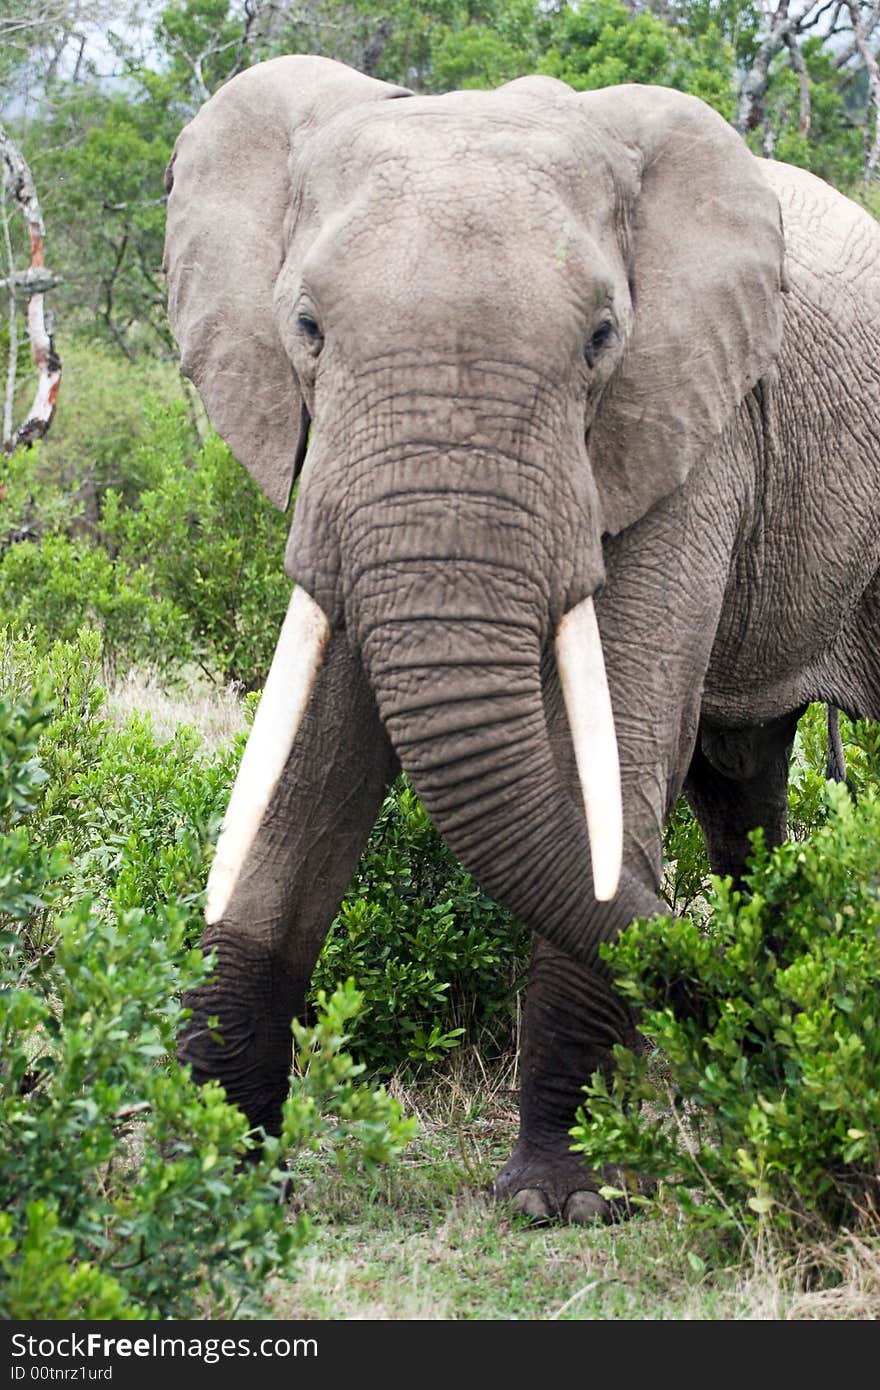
[554,596,623,902]
[205,585,330,925]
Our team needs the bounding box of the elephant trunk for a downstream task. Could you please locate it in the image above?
[345,512,629,962]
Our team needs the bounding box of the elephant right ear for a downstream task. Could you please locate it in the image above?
[163,56,410,510]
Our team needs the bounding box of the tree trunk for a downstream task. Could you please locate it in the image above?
[0,119,61,453]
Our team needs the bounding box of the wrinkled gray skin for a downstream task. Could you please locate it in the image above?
[164,56,880,1224]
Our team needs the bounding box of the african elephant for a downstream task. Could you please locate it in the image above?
[163,55,880,1224]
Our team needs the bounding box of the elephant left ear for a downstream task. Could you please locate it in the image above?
[581,85,787,537]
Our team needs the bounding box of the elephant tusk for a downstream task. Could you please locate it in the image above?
[555,596,623,902]
[205,585,331,925]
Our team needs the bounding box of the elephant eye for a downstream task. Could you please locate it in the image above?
[585,319,615,370]
[296,311,324,356]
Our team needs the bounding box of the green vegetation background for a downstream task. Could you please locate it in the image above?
[2,0,879,1321]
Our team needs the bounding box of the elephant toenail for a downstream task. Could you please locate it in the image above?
[510,1188,553,1223]
[563,1191,612,1225]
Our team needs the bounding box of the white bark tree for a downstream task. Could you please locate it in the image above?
[0,120,61,452]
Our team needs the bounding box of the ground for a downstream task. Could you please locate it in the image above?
[264,1062,880,1321]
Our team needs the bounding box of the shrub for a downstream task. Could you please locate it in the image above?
[1,628,523,1083]
[0,691,414,1320]
[3,395,286,690]
[0,627,231,937]
[660,796,711,917]
[788,703,880,837]
[0,535,192,682]
[659,702,879,915]
[103,408,291,690]
[572,782,880,1237]
[313,777,528,1073]
[2,340,191,529]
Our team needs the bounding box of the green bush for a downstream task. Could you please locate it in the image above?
[572,782,880,1237]
[7,340,191,518]
[1,628,523,1082]
[0,535,192,682]
[660,796,711,917]
[539,0,736,119]
[788,703,880,837]
[3,395,287,690]
[0,627,231,936]
[0,691,414,1320]
[314,777,528,1073]
[102,407,291,690]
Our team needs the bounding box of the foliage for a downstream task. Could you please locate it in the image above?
[0,626,233,936]
[660,794,711,918]
[660,702,880,914]
[0,689,413,1320]
[156,0,252,101]
[539,0,737,119]
[287,977,419,1166]
[0,627,524,1084]
[573,782,880,1238]
[1,383,200,684]
[788,702,880,838]
[102,405,291,690]
[427,0,548,91]
[32,341,192,509]
[23,81,179,358]
[0,683,65,926]
[0,533,192,682]
[2,396,288,690]
[1,342,192,534]
[313,776,527,1072]
[755,37,865,187]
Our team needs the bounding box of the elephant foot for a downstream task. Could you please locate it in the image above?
[493,1145,644,1226]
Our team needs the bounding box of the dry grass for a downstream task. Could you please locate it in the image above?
[784,1232,880,1319]
[105,666,248,749]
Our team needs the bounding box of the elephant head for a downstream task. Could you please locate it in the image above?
[164,56,785,966]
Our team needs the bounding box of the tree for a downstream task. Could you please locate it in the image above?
[30,86,176,359]
[1,120,61,451]
[539,0,737,118]
[2,0,876,376]
[696,0,880,181]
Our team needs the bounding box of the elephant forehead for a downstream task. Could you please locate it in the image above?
[292,198,618,354]
[295,94,619,230]
[288,120,624,333]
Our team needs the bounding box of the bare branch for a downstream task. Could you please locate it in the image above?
[101,197,166,213]
[736,3,796,135]
[0,268,63,295]
[798,0,844,30]
[0,119,62,454]
[2,181,18,444]
[833,0,880,67]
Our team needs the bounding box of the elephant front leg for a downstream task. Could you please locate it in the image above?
[494,935,642,1224]
[179,630,398,1136]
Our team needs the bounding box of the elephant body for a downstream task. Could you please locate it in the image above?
[164,58,880,1222]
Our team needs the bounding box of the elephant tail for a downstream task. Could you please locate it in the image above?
[826,705,847,785]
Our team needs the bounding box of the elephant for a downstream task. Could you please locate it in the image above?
[163,55,880,1224]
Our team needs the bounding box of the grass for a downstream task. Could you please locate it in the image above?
[266,1057,880,1321]
[106,665,248,748]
